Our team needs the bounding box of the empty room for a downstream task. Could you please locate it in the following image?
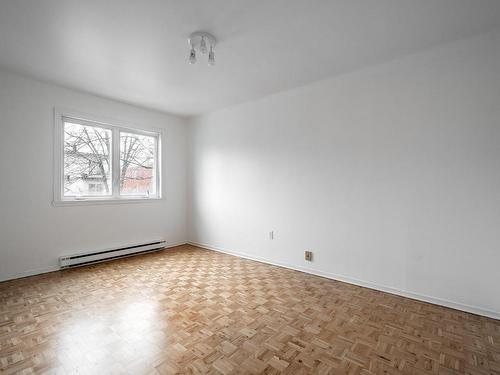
[1,1,499,374]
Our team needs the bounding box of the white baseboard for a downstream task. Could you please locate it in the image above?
[0,241,188,283]
[188,241,500,321]
[0,265,61,283]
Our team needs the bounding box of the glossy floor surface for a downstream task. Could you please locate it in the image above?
[0,245,499,374]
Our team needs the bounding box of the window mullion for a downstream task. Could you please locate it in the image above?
[156,135,160,198]
[112,128,120,198]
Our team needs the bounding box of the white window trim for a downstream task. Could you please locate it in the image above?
[53,107,164,206]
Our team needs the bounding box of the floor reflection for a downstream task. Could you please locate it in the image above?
[55,296,166,374]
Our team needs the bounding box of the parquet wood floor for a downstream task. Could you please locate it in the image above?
[0,245,499,375]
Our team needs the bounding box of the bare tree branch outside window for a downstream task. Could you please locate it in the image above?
[64,122,111,196]
[120,132,155,196]
[63,122,156,197]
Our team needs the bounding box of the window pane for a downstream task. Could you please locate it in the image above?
[63,121,112,196]
[120,132,156,196]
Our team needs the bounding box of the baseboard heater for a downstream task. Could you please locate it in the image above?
[59,240,166,269]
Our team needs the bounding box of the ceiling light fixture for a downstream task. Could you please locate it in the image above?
[188,31,216,66]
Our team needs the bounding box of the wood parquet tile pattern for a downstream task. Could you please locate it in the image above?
[0,245,499,375]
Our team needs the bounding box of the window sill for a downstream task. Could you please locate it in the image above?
[52,197,164,207]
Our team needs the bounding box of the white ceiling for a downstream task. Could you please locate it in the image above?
[0,0,499,116]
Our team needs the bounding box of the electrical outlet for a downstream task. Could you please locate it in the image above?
[305,251,313,261]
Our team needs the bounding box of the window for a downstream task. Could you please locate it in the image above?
[120,132,157,196]
[54,109,162,205]
[64,121,112,197]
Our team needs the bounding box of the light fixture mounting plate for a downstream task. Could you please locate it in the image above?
[188,31,216,49]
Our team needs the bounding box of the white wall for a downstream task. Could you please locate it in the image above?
[188,31,500,318]
[1,31,499,319]
[0,70,188,281]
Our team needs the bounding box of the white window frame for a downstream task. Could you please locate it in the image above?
[53,108,164,206]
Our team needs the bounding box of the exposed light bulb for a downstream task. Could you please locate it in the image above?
[188,47,196,64]
[188,32,217,65]
[208,46,215,66]
[200,36,208,54]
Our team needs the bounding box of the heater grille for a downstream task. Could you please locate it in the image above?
[59,240,166,269]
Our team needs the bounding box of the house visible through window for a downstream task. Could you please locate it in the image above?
[55,112,161,204]
[88,183,104,193]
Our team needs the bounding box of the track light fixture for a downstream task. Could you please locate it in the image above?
[188,31,216,66]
